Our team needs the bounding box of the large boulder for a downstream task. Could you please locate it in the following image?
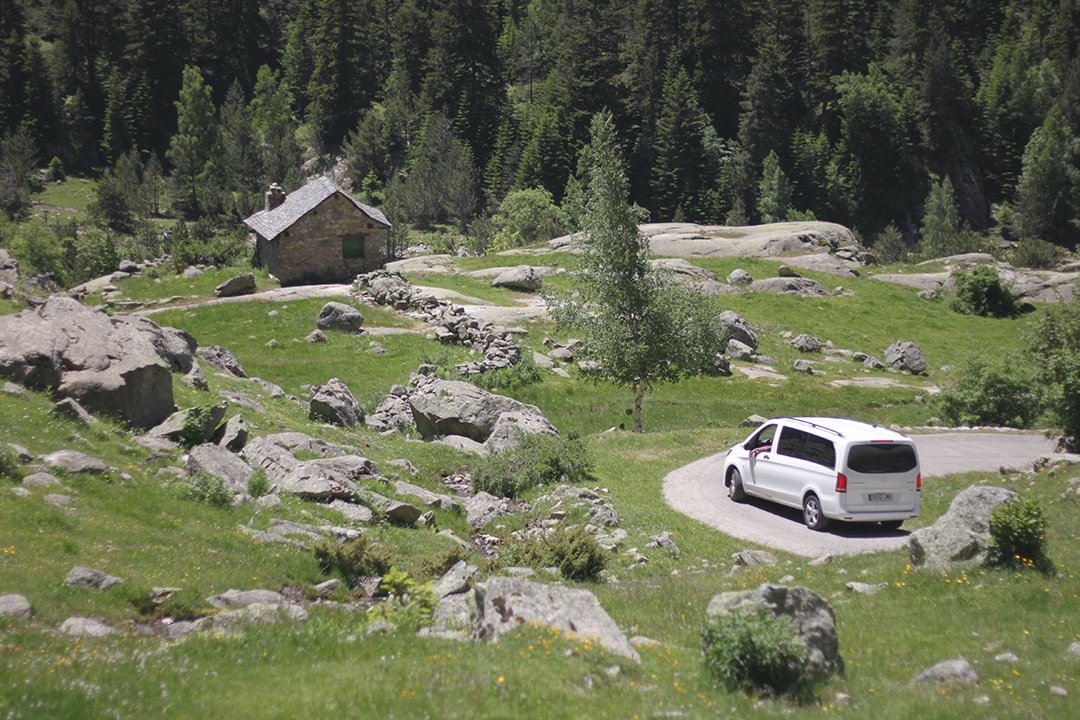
[908,485,1017,567]
[749,277,830,297]
[465,491,510,528]
[196,345,247,378]
[491,265,542,292]
[214,273,255,297]
[472,577,639,661]
[885,341,927,375]
[278,464,357,501]
[316,302,364,332]
[241,436,300,482]
[42,450,112,475]
[185,443,254,493]
[483,410,559,453]
[0,297,177,428]
[309,378,363,426]
[409,377,549,443]
[150,403,228,444]
[717,310,759,350]
[705,584,843,681]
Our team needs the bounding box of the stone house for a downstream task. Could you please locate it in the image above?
[243,176,391,286]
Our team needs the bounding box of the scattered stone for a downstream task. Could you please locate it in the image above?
[64,566,123,591]
[50,397,97,424]
[471,577,639,662]
[433,561,477,600]
[793,358,815,374]
[726,339,756,361]
[646,531,681,559]
[22,472,60,488]
[740,414,768,428]
[395,480,462,511]
[181,363,209,390]
[214,414,249,451]
[45,494,75,507]
[845,581,885,595]
[911,657,978,685]
[309,378,363,426]
[484,410,559,453]
[884,341,928,375]
[212,602,308,629]
[314,579,341,597]
[994,652,1018,663]
[185,443,253,493]
[909,485,1018,567]
[0,594,32,619]
[863,355,886,370]
[728,268,753,286]
[305,329,327,343]
[206,588,287,609]
[718,310,759,349]
[3,381,24,395]
[196,345,248,378]
[59,617,115,638]
[354,489,422,525]
[214,273,255,297]
[705,584,843,680]
[791,334,823,353]
[150,403,227,445]
[777,264,799,277]
[409,376,549,443]
[387,458,419,476]
[749,277,829,297]
[254,494,282,510]
[733,549,777,566]
[316,302,364,332]
[1050,686,1068,697]
[1069,641,1080,657]
[42,450,112,475]
[182,266,202,279]
[491,265,542,291]
[365,390,414,433]
[278,464,356,502]
[465,491,510,528]
[365,619,397,635]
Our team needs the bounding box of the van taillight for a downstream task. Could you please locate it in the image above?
[836,473,847,493]
[916,473,921,491]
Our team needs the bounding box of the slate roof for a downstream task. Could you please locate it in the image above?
[243,176,391,241]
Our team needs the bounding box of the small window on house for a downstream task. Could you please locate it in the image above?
[342,235,365,258]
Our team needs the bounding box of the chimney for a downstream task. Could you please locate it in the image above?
[265,183,286,211]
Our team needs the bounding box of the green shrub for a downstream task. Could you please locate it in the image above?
[1029,301,1080,450]
[368,567,436,630]
[420,545,471,578]
[491,187,568,250]
[169,221,248,273]
[470,353,542,392]
[1012,236,1066,270]
[472,432,592,498]
[871,223,909,264]
[701,609,813,696]
[986,497,1051,572]
[0,442,20,480]
[314,536,395,585]
[519,525,606,582]
[246,470,270,498]
[178,405,220,448]
[176,474,231,507]
[934,360,1043,428]
[949,264,1018,317]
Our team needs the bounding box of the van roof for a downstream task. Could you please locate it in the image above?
[778,417,913,443]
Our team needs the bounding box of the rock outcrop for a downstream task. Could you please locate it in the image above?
[908,485,1017,567]
[409,376,550,443]
[309,378,363,426]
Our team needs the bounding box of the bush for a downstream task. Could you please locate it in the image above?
[934,360,1043,428]
[314,536,395,585]
[176,474,231,507]
[1012,236,1067,270]
[701,609,813,696]
[490,187,568,250]
[168,221,248,273]
[0,442,20,480]
[420,545,470,578]
[1029,301,1080,450]
[470,353,542,392]
[472,432,592,498]
[518,525,607,582]
[368,567,436,630]
[178,405,221,448]
[871,223,909,264]
[246,470,270,498]
[949,264,1018,317]
[986,497,1051,572]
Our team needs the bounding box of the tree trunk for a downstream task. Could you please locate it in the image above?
[633,376,646,433]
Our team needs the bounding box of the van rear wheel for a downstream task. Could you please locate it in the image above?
[727,468,747,502]
[803,493,829,531]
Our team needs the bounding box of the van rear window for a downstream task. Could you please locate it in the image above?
[847,444,917,473]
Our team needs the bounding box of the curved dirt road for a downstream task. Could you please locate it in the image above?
[662,432,1056,558]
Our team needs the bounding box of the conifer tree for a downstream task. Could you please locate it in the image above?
[757,150,792,223]
[1015,106,1079,246]
[250,65,301,189]
[920,176,962,258]
[219,81,260,217]
[651,63,710,221]
[167,65,217,217]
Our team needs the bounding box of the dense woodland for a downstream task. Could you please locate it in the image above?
[2,0,1080,260]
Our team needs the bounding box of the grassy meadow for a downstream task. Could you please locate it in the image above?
[1,249,1077,719]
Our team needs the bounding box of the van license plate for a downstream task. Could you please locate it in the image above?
[868,493,893,502]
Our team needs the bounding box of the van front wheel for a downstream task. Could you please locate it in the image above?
[803,493,829,531]
[727,468,747,502]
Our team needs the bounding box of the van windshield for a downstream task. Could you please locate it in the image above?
[847,443,917,473]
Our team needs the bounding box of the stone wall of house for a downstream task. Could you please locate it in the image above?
[268,193,386,285]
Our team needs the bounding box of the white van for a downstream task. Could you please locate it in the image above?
[723,417,920,531]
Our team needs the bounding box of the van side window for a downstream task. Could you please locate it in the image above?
[776,427,836,469]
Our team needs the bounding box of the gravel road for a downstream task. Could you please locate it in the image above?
[662,431,1056,558]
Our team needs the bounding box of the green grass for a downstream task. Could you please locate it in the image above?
[110,264,281,306]
[34,177,98,218]
[1,250,1076,719]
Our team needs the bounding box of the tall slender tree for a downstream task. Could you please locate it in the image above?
[167,66,218,216]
